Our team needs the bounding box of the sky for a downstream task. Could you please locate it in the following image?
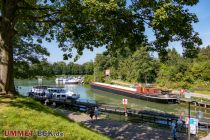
[45,0,210,64]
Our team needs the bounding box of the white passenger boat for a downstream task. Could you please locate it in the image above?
[29,86,80,101]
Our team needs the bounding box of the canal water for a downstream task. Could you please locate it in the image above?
[15,79,210,119]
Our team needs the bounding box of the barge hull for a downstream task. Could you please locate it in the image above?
[90,83,177,104]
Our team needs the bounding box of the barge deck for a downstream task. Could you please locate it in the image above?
[90,82,178,104]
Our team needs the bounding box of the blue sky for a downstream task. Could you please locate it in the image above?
[45,0,210,64]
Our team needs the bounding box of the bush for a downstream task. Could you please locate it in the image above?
[84,75,94,84]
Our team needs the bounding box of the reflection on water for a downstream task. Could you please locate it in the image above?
[15,79,210,119]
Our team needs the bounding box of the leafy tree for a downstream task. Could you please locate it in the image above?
[117,47,158,83]
[156,48,193,88]
[14,60,94,79]
[165,48,181,65]
[132,47,159,83]
[52,62,66,75]
[191,46,210,82]
[66,62,74,75]
[197,46,210,61]
[0,0,202,94]
[83,61,94,75]
[156,47,210,89]
[131,0,202,60]
[14,61,31,79]
[118,57,134,81]
[94,54,108,82]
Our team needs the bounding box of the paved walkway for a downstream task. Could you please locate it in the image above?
[56,109,199,140]
[191,93,210,100]
[200,133,210,140]
[173,90,210,101]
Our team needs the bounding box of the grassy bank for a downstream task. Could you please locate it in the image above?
[0,95,110,140]
[194,90,210,95]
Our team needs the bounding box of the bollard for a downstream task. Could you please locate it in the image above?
[125,112,128,117]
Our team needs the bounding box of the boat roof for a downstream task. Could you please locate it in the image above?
[93,82,136,92]
[33,86,64,89]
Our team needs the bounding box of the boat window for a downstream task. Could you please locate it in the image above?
[61,89,66,93]
[57,95,60,98]
[61,95,66,98]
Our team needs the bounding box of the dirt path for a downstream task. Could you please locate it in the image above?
[56,109,199,140]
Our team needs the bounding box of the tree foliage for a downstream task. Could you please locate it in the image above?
[0,0,203,93]
[156,46,210,89]
[1,0,201,62]
[14,61,94,79]
[95,46,159,83]
[94,45,210,90]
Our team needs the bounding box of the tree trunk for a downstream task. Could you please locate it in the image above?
[144,75,148,84]
[0,35,15,94]
[0,0,17,94]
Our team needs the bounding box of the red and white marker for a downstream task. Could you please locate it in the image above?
[122,98,128,116]
[180,89,185,94]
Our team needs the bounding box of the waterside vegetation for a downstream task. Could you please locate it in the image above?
[14,61,94,79]
[94,46,210,93]
[14,46,210,94]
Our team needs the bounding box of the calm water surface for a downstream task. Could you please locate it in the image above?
[15,79,210,119]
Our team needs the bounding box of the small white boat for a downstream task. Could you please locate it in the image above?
[55,77,81,84]
[65,78,80,84]
[55,77,66,84]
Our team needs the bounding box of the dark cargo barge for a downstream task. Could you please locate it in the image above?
[90,82,178,104]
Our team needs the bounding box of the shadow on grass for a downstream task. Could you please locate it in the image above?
[0,95,73,122]
[0,95,110,138]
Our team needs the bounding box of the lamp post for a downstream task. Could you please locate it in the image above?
[185,91,192,140]
[187,99,198,140]
[93,68,96,82]
[37,76,43,86]
[188,101,191,140]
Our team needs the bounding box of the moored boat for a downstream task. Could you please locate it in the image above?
[28,86,80,102]
[90,82,178,104]
[65,78,80,84]
[55,77,83,84]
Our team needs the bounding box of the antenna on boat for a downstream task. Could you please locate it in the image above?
[94,68,96,82]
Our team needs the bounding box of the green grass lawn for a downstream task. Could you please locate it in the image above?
[194,90,210,95]
[192,96,210,102]
[0,95,110,140]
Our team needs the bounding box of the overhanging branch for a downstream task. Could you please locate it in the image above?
[18,6,63,12]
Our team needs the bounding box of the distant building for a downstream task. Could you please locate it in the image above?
[105,69,110,76]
